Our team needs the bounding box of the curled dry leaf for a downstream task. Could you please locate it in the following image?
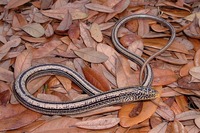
[74,47,108,63]
[82,65,110,92]
[177,76,200,90]
[21,23,45,38]
[119,86,162,127]
[189,66,200,80]
[152,68,178,86]
[90,23,103,42]
[85,3,114,13]
[74,117,120,130]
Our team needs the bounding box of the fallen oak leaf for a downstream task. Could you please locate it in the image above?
[0,38,21,60]
[21,23,45,38]
[74,47,108,63]
[0,109,41,131]
[82,65,110,92]
[14,50,32,78]
[152,68,178,86]
[177,76,200,90]
[74,117,120,130]
[5,0,30,9]
[175,110,200,121]
[85,3,114,13]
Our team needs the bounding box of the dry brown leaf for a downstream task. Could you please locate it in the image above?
[126,20,138,33]
[79,22,96,48]
[45,24,54,37]
[85,3,114,13]
[177,76,200,90]
[194,49,200,66]
[21,23,45,38]
[149,122,168,133]
[6,120,45,133]
[151,23,169,32]
[185,125,200,133]
[150,115,163,128]
[41,8,68,20]
[191,96,200,109]
[68,21,80,42]
[56,11,72,31]
[14,50,32,78]
[97,43,119,74]
[56,75,72,91]
[27,76,51,94]
[90,23,103,42]
[161,7,190,18]
[172,120,187,133]
[0,90,10,105]
[138,19,149,37]
[119,86,162,127]
[176,110,200,121]
[0,67,14,83]
[32,12,50,24]
[175,95,189,112]
[180,61,194,77]
[189,66,200,80]
[5,0,30,9]
[152,68,178,86]
[82,65,110,92]
[119,33,140,47]
[31,117,85,133]
[33,40,62,58]
[12,14,27,30]
[0,38,21,60]
[195,117,200,128]
[74,117,120,130]
[0,104,26,120]
[74,47,108,63]
[116,56,139,87]
[156,101,175,121]
[21,36,47,43]
[143,38,189,54]
[161,87,181,97]
[0,109,41,131]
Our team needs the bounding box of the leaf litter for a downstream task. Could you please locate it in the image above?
[0,0,200,132]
